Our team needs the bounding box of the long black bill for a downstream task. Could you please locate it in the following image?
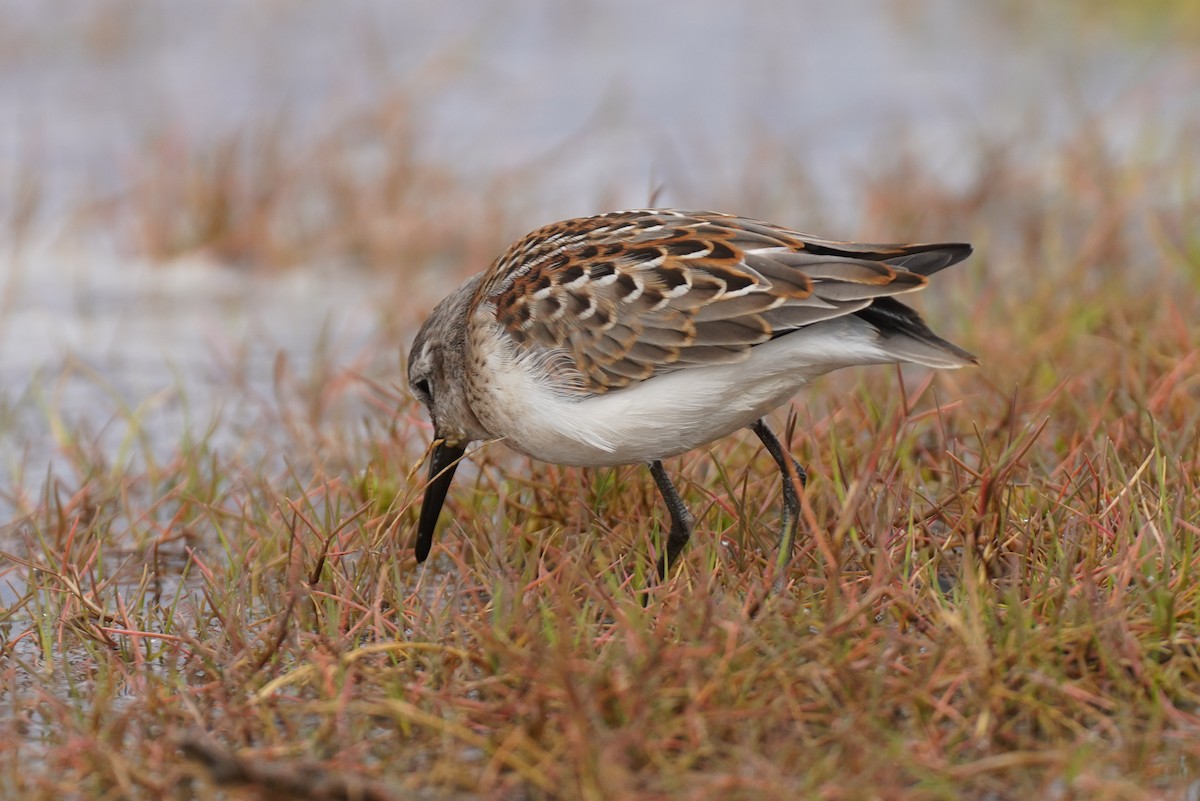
[415,440,466,562]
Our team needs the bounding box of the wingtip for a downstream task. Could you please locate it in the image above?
[895,243,974,277]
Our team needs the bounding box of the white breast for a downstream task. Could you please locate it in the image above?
[469,317,895,467]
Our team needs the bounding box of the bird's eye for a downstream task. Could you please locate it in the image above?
[412,378,432,402]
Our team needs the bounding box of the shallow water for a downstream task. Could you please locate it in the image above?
[0,244,382,520]
[4,1,1191,212]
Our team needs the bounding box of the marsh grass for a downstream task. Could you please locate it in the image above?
[4,83,1200,801]
[112,95,512,276]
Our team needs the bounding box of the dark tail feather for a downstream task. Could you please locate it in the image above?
[837,241,974,367]
[856,296,978,368]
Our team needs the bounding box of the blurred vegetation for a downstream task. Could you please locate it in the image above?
[993,0,1200,41]
[3,2,1200,799]
[1087,0,1200,40]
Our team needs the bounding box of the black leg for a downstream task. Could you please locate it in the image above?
[649,460,695,580]
[750,418,807,570]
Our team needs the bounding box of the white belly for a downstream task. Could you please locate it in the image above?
[471,317,894,467]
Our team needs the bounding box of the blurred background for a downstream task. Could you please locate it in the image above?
[5,6,1200,794]
[1,0,1197,511]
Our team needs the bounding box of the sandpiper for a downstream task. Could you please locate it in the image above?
[407,209,975,579]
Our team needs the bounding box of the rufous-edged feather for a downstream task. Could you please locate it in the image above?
[480,210,973,394]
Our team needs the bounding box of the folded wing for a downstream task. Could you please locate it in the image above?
[481,209,975,394]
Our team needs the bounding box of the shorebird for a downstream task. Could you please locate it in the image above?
[407,209,975,580]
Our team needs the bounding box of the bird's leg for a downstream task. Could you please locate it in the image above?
[649,460,695,580]
[750,418,807,573]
